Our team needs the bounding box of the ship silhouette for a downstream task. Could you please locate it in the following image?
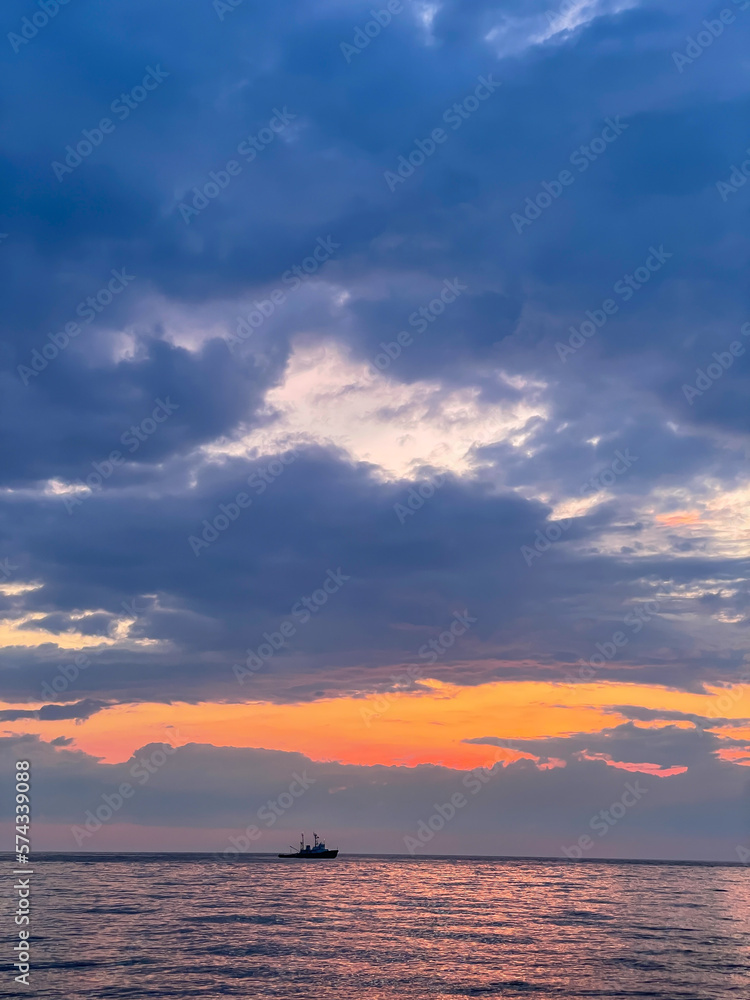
[278,832,338,859]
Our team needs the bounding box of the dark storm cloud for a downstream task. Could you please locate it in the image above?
[0,0,748,721]
[1,335,275,487]
[0,443,747,706]
[0,698,108,721]
[30,612,114,637]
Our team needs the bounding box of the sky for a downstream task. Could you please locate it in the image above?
[1,0,750,861]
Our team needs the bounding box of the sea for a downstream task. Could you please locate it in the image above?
[6,854,750,999]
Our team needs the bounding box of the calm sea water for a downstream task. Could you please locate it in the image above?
[5,854,750,999]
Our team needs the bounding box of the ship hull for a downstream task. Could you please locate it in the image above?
[277,849,338,858]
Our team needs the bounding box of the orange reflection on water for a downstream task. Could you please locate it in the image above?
[32,854,750,999]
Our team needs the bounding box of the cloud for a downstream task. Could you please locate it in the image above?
[0,0,748,854]
[3,732,747,859]
[0,699,110,722]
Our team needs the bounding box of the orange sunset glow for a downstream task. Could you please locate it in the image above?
[6,678,749,770]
